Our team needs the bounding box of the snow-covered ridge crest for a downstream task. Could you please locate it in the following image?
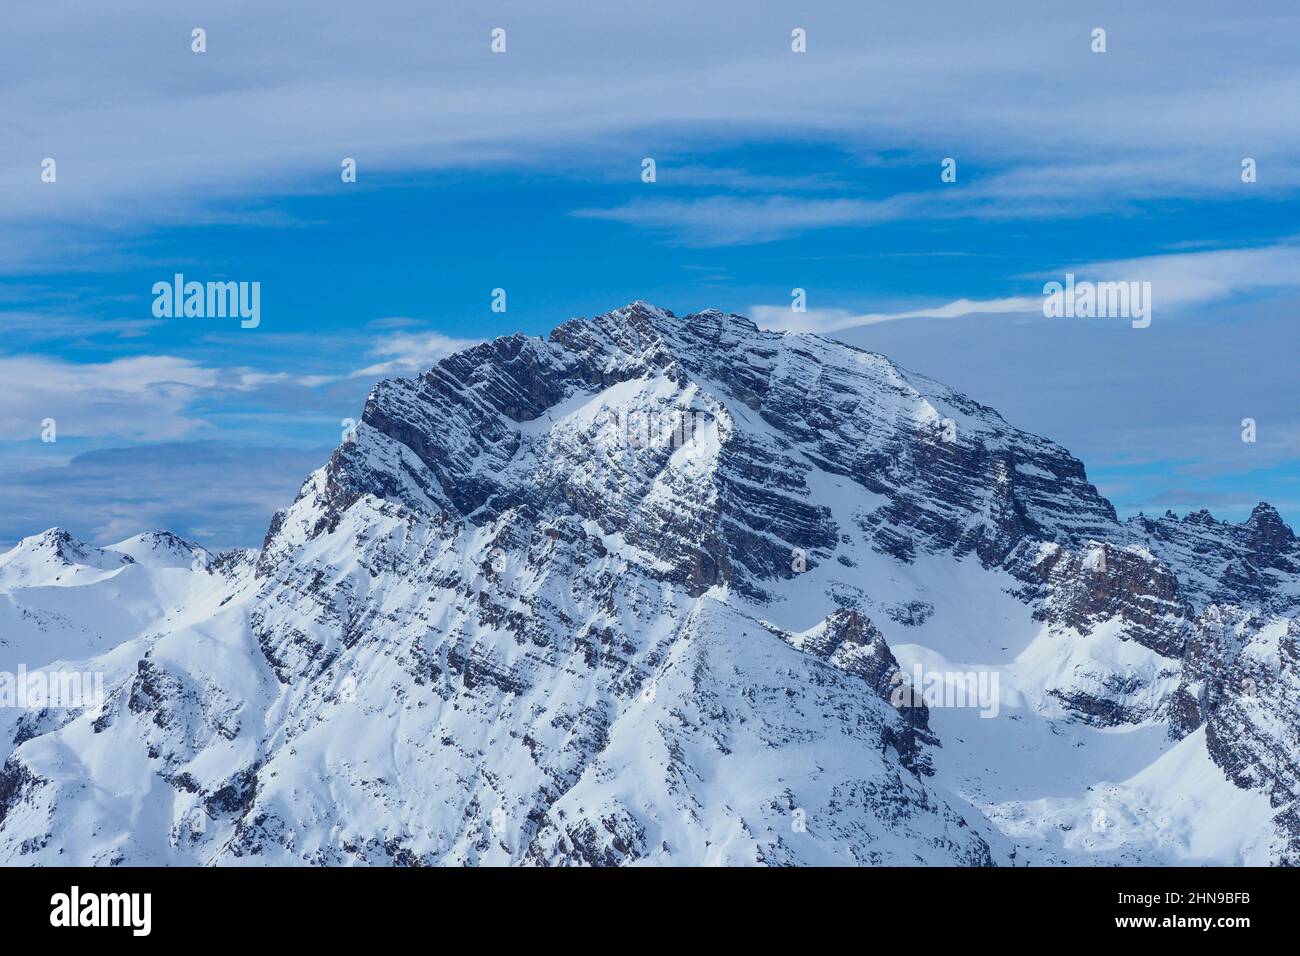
[2,302,1298,866]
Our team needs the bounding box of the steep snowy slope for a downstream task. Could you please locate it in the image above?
[0,303,1295,865]
[0,529,133,591]
[0,529,253,811]
[0,529,243,673]
[109,531,216,572]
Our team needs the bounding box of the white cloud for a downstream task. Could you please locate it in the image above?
[752,241,1300,334]
[0,353,335,442]
[0,317,481,448]
[0,355,220,441]
[1063,243,1300,310]
[753,297,1040,333]
[349,330,481,379]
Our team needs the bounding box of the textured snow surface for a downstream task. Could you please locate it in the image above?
[1,303,1296,866]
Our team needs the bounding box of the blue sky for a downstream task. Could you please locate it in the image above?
[3,0,1299,549]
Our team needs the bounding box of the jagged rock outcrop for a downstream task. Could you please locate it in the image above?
[1164,607,1300,860]
[1127,504,1300,615]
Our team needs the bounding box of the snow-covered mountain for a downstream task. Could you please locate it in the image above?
[1,302,1297,865]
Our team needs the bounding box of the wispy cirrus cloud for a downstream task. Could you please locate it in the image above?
[753,296,1040,333]
[571,156,1300,248]
[572,195,913,246]
[6,1,1300,266]
[752,241,1300,334]
[0,308,483,454]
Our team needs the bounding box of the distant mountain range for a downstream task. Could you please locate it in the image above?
[2,302,1296,865]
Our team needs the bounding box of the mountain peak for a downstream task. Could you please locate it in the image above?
[302,301,1122,605]
[14,527,98,563]
[0,527,134,588]
[1243,501,1295,547]
[588,302,764,341]
[108,530,214,570]
[620,299,675,319]
[1246,500,1287,526]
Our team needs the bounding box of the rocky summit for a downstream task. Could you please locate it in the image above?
[1,302,1297,865]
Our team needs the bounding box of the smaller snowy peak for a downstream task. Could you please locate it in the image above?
[0,528,135,589]
[107,530,215,571]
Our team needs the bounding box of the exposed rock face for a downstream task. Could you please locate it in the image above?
[1019,542,1189,726]
[775,607,937,776]
[1127,504,1300,615]
[1163,607,1300,860]
[0,302,1296,866]
[1118,503,1300,859]
[293,305,1123,590]
[1033,542,1190,658]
